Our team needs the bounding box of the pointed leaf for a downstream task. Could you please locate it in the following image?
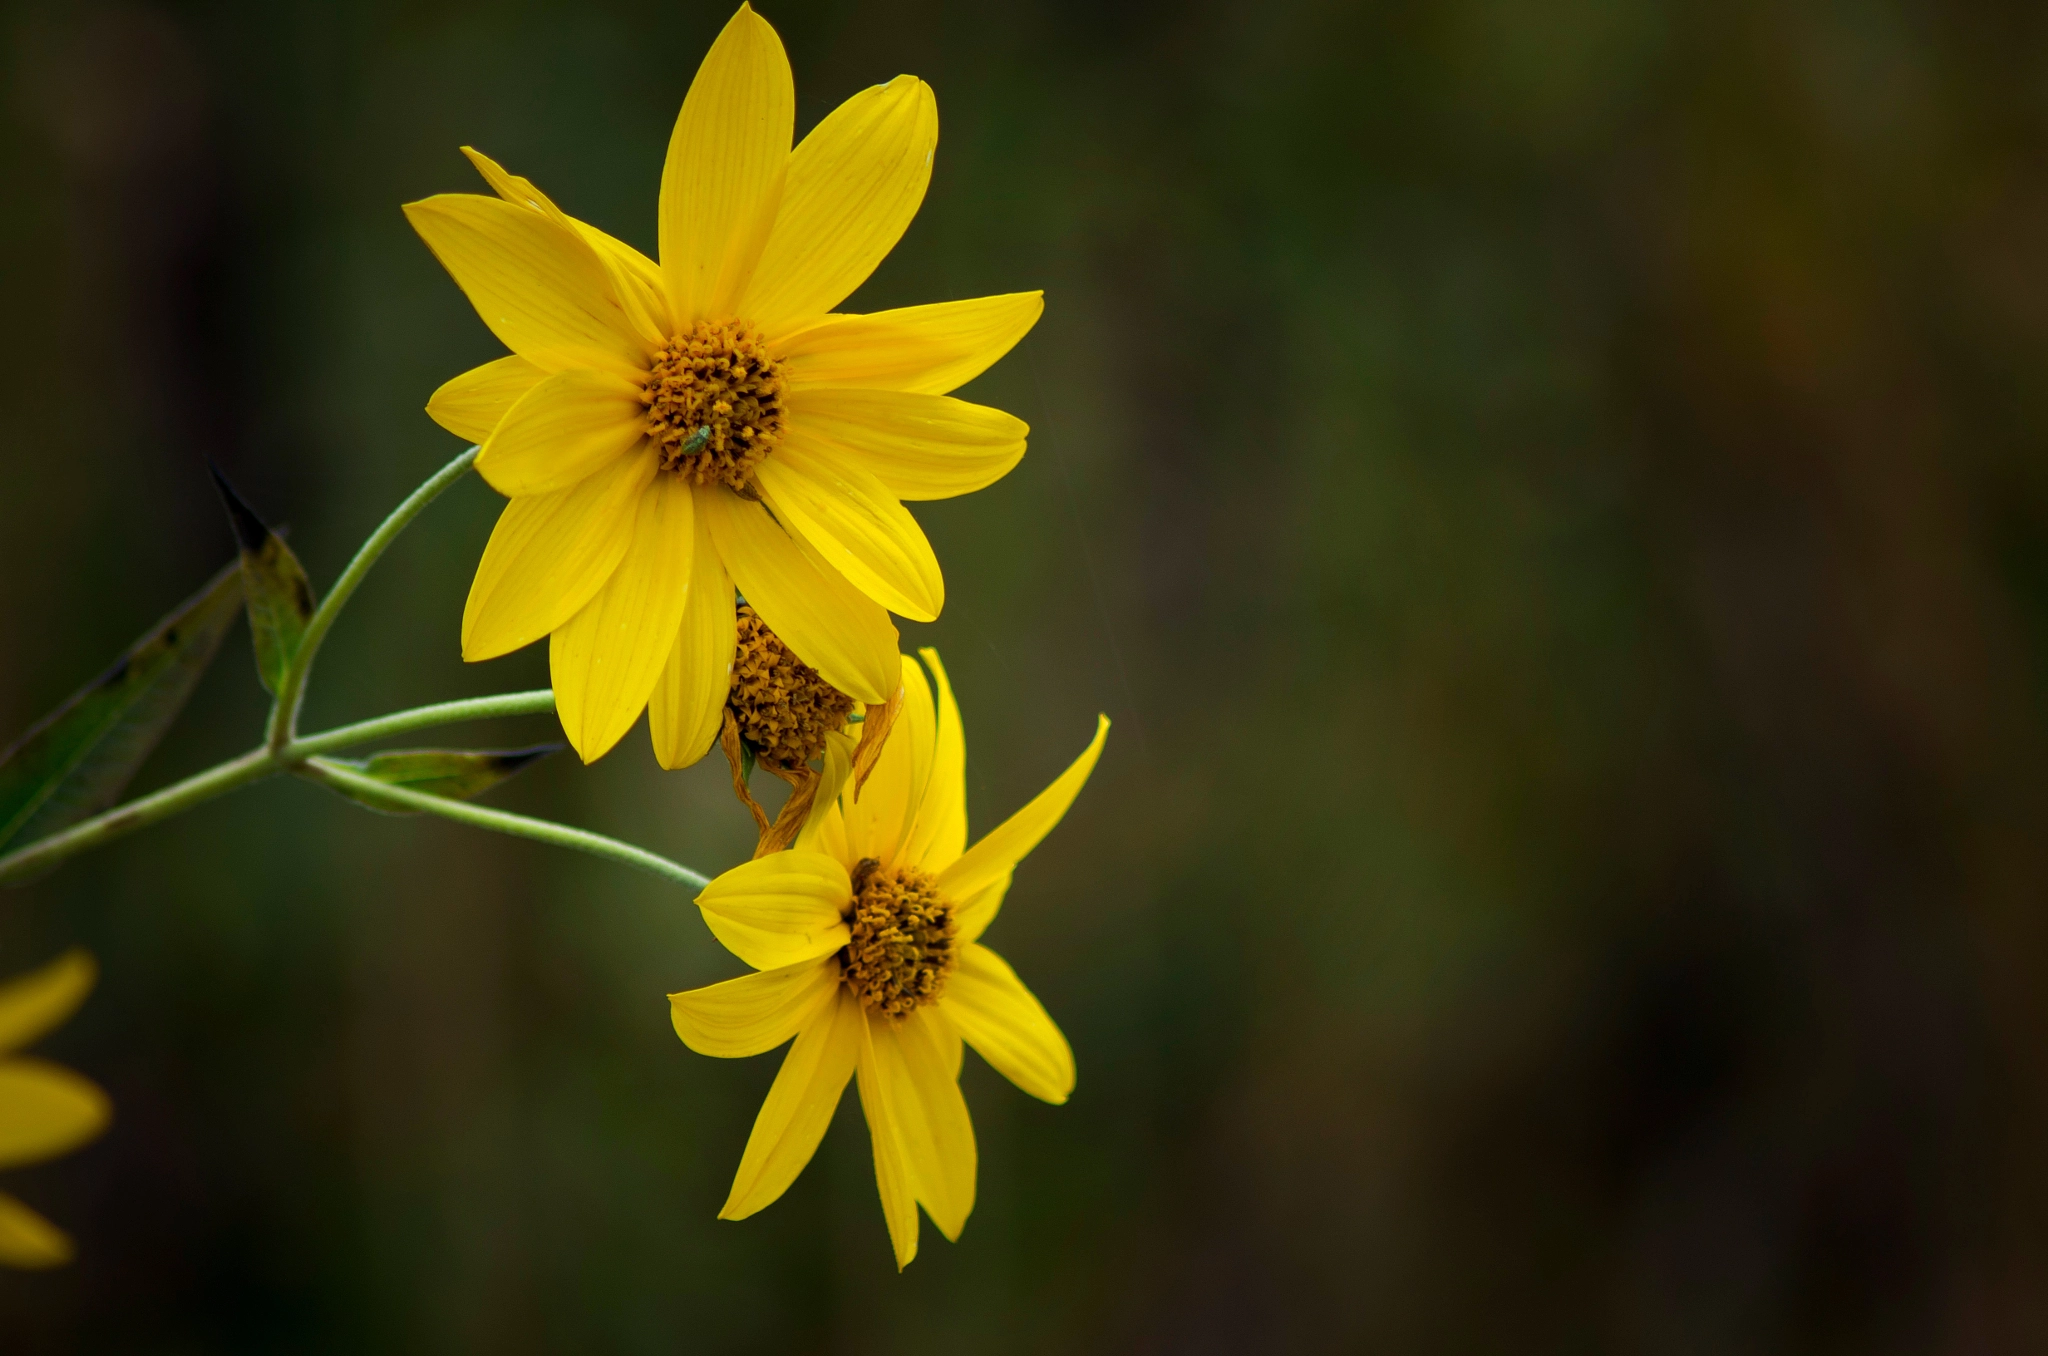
[322,745,562,816]
[0,561,244,855]
[210,465,315,693]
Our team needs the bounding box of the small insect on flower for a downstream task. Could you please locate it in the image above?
[0,950,110,1269]
[405,3,1043,765]
[669,649,1107,1268]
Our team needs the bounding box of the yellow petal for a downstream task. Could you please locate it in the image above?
[649,497,737,769]
[743,75,937,337]
[720,985,864,1220]
[802,796,849,866]
[840,654,931,867]
[695,850,852,971]
[951,871,1010,947]
[0,950,94,1056]
[403,193,648,378]
[755,439,943,621]
[475,366,647,498]
[461,143,563,215]
[576,224,671,342]
[850,682,905,799]
[937,715,1107,902]
[460,145,670,345]
[944,943,1073,1104]
[900,648,966,870]
[784,389,1026,502]
[930,1003,964,1081]
[461,447,656,662]
[669,955,838,1058]
[427,354,546,444]
[0,1060,110,1171]
[659,3,793,323]
[549,474,695,762]
[870,1008,976,1243]
[698,487,899,704]
[795,728,858,853]
[776,293,1043,396]
[853,1008,919,1269]
[0,1192,72,1269]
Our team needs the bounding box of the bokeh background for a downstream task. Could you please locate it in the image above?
[4,0,2048,1349]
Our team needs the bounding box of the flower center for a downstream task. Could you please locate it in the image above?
[841,859,957,1017]
[642,319,786,490]
[728,604,854,771]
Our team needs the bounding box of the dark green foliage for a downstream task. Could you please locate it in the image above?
[0,561,244,855]
[210,464,315,694]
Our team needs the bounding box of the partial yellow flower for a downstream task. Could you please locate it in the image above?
[405,3,1043,765]
[713,602,903,855]
[669,649,1107,1268]
[0,950,111,1269]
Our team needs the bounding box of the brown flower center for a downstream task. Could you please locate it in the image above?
[642,319,785,490]
[727,604,854,771]
[840,858,956,1017]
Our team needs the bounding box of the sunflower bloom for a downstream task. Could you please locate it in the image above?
[0,950,111,1269]
[406,3,1042,764]
[669,649,1106,1267]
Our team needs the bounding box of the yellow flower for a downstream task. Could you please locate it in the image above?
[669,649,1106,1268]
[406,3,1043,764]
[0,950,111,1269]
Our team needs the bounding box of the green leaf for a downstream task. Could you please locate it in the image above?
[0,560,245,854]
[210,464,315,694]
[323,745,563,816]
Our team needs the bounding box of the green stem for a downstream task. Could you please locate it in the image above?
[0,455,715,894]
[0,688,559,888]
[267,446,479,751]
[286,690,557,760]
[0,749,280,886]
[298,758,710,889]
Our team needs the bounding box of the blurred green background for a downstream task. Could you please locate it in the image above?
[5,0,2048,1349]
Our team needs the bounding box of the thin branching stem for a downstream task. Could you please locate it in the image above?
[287,690,557,759]
[266,445,479,751]
[0,691,567,887]
[298,758,710,890]
[0,748,280,887]
[1,452,712,894]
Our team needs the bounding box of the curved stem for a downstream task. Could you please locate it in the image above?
[1,687,559,889]
[298,758,710,890]
[0,748,280,886]
[0,452,718,893]
[267,446,479,751]
[287,690,556,760]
